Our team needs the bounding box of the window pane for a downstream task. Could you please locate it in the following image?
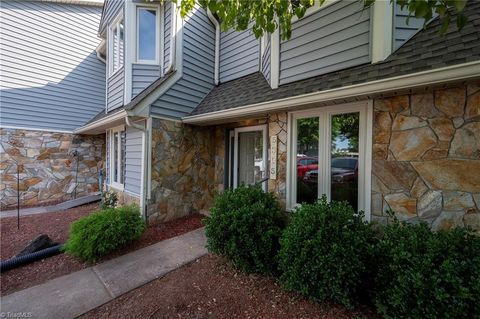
[120,131,125,184]
[296,117,319,204]
[119,20,124,67]
[238,131,264,186]
[138,8,157,61]
[113,132,118,182]
[330,112,360,211]
[112,26,118,71]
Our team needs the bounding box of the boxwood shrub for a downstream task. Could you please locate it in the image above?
[373,221,480,319]
[204,185,286,274]
[64,205,145,262]
[278,197,376,308]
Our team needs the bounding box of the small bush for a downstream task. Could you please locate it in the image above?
[204,185,286,274]
[64,205,145,262]
[278,197,376,308]
[373,221,480,319]
[101,190,118,209]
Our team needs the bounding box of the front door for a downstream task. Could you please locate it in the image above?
[231,125,268,191]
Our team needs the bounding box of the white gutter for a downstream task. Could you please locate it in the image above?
[74,110,127,134]
[207,9,220,85]
[183,61,480,124]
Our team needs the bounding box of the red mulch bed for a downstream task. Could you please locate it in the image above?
[81,254,379,319]
[1,204,205,296]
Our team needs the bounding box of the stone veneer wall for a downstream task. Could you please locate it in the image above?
[372,81,480,232]
[0,128,105,209]
[147,119,216,222]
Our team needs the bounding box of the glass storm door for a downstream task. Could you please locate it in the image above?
[232,125,268,191]
[289,103,371,214]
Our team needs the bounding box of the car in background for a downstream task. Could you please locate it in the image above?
[297,156,318,178]
[303,157,358,184]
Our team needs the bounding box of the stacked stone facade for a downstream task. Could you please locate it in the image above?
[372,81,480,232]
[147,119,217,222]
[0,128,104,209]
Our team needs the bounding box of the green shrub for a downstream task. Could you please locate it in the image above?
[64,205,145,262]
[101,190,118,209]
[278,197,376,308]
[373,221,480,319]
[204,185,286,274]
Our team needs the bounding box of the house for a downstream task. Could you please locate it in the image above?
[2,0,479,231]
[0,0,106,209]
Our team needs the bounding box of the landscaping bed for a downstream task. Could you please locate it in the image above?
[1,205,205,296]
[81,254,378,319]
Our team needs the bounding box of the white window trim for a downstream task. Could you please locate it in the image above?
[286,101,373,220]
[108,13,124,77]
[232,125,268,192]
[109,125,125,191]
[135,4,161,64]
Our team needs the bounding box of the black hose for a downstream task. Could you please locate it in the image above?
[1,244,64,273]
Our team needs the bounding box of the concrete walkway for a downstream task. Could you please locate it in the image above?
[1,228,207,319]
[0,193,101,218]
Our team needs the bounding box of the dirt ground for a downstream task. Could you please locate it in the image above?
[1,204,205,296]
[82,254,378,319]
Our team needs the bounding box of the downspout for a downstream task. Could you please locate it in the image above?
[125,116,149,222]
[207,9,220,85]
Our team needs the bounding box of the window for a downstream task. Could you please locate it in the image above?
[109,127,125,189]
[136,7,159,63]
[288,102,372,215]
[109,16,124,75]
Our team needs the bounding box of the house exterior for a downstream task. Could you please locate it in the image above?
[2,0,479,232]
[0,0,106,209]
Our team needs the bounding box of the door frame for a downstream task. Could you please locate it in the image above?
[286,101,373,220]
[232,124,268,191]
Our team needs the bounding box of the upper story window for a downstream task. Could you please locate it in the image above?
[109,16,124,75]
[136,6,159,63]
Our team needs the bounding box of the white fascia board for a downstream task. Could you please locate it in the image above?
[183,61,480,125]
[74,110,127,134]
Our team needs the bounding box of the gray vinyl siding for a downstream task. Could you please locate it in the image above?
[393,4,426,50]
[163,1,172,73]
[151,5,215,119]
[279,1,371,85]
[261,34,271,84]
[107,67,125,111]
[132,64,161,98]
[219,28,260,83]
[124,124,144,196]
[98,0,124,35]
[0,1,105,131]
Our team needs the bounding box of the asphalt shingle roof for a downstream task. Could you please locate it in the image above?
[190,1,480,116]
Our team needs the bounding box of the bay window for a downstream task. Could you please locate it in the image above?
[109,16,124,75]
[287,102,372,215]
[136,6,159,63]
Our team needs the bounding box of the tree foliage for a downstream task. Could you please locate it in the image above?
[171,0,469,40]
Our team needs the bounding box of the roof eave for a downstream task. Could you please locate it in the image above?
[183,61,480,125]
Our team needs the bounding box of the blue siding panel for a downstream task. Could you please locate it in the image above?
[151,5,215,119]
[0,1,105,131]
[219,28,260,83]
[394,4,425,50]
[99,0,124,35]
[132,64,161,98]
[107,67,124,111]
[279,1,371,85]
[124,124,144,196]
[163,1,172,73]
